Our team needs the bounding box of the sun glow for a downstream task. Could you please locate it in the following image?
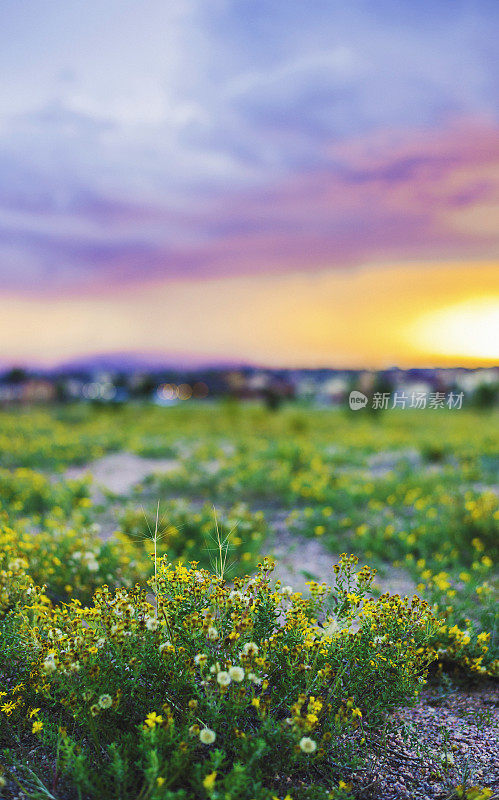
[410,298,499,362]
[1,262,497,368]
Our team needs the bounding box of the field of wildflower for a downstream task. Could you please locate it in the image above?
[0,402,497,800]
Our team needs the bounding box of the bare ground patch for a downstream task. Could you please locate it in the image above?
[355,683,499,799]
[64,451,179,499]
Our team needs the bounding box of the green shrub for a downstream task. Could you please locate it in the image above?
[2,556,436,800]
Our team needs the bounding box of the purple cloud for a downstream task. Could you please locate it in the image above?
[0,0,498,294]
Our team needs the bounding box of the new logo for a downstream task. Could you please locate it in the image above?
[349,390,368,410]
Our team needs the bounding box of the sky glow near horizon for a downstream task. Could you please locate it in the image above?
[0,0,498,367]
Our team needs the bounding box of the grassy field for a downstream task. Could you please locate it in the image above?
[0,403,497,800]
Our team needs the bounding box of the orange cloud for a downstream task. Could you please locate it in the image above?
[1,260,497,367]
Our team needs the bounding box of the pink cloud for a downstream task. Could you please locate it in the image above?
[1,118,498,297]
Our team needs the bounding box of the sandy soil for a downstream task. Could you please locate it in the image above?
[269,511,416,597]
[65,451,178,498]
[357,683,499,799]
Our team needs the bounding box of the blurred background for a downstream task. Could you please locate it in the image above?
[0,0,498,405]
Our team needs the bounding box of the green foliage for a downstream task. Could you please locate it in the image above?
[119,499,266,576]
[0,403,497,797]
[1,556,436,800]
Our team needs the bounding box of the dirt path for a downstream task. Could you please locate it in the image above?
[270,516,339,590]
[65,452,178,499]
[270,517,415,597]
[63,452,416,596]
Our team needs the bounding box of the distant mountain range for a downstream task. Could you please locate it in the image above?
[1,352,496,376]
[36,352,251,374]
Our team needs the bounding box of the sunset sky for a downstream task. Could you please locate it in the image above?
[1,0,498,367]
